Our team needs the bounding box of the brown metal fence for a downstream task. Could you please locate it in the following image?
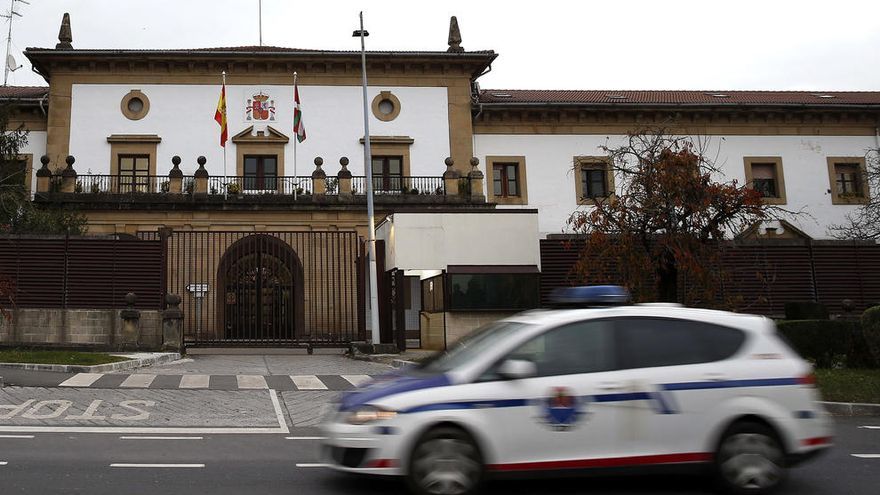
[0,234,164,309]
[163,231,363,348]
[540,238,880,317]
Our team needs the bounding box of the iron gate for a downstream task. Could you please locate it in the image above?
[164,231,364,347]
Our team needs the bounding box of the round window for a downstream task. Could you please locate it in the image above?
[371,91,401,122]
[378,99,395,115]
[120,90,150,120]
[127,97,144,113]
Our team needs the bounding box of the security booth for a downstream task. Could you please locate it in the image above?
[375,211,541,350]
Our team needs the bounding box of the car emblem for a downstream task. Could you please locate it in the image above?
[541,387,585,431]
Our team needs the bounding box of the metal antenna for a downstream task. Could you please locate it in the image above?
[1,0,28,86]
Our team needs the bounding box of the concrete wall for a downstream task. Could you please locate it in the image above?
[377,212,541,271]
[68,84,450,177]
[474,133,878,240]
[0,308,163,350]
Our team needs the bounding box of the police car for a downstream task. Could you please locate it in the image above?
[321,287,832,495]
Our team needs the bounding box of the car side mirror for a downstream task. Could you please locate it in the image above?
[497,359,536,380]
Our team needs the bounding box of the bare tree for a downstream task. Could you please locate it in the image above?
[568,128,793,305]
[829,149,880,240]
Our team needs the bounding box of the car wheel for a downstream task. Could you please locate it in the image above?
[715,421,786,495]
[406,426,483,495]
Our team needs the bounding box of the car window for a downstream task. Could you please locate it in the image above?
[484,319,615,379]
[419,321,534,374]
[616,317,745,369]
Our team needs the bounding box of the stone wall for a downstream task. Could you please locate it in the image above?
[443,311,519,346]
[419,311,446,351]
[0,308,163,350]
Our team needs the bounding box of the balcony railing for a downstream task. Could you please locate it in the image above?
[207,176,314,195]
[350,176,445,196]
[74,174,168,194]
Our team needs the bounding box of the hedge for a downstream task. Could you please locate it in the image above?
[775,319,876,369]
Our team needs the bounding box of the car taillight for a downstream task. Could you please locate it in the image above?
[798,373,817,387]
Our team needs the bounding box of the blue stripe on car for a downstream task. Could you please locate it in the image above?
[393,377,801,415]
[340,372,452,411]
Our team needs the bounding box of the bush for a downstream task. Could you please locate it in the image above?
[776,319,875,368]
[784,302,829,320]
[863,306,880,365]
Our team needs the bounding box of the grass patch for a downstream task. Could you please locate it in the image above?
[816,369,880,404]
[0,349,131,366]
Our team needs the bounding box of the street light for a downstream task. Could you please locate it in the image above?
[354,12,381,346]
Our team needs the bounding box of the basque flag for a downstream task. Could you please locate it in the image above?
[293,82,306,143]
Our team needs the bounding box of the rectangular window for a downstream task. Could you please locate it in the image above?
[835,163,862,196]
[446,266,540,311]
[371,155,404,192]
[0,158,27,188]
[118,155,150,193]
[580,165,608,198]
[750,163,779,198]
[243,155,278,191]
[492,163,520,197]
[744,157,786,205]
[827,157,869,205]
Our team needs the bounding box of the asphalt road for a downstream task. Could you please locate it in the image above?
[0,418,877,495]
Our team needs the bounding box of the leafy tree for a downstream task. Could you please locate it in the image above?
[829,149,880,240]
[0,103,87,235]
[567,129,783,306]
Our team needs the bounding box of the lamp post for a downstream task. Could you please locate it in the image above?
[354,12,381,345]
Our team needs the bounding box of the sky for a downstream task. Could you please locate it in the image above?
[3,0,880,91]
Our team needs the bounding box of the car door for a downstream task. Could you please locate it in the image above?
[610,317,746,460]
[457,319,625,470]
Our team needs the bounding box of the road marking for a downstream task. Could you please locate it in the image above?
[858,426,880,430]
[59,373,103,387]
[296,463,330,468]
[120,374,157,388]
[341,375,372,387]
[236,375,269,390]
[0,435,34,439]
[0,461,7,466]
[119,436,203,440]
[178,374,210,389]
[269,389,290,434]
[286,436,326,440]
[110,463,205,468]
[0,426,286,434]
[851,454,880,458]
[291,375,327,390]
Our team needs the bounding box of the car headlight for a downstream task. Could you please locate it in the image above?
[346,406,397,425]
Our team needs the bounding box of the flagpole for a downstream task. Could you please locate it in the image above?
[222,70,228,200]
[293,71,298,201]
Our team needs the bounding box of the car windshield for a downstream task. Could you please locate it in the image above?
[418,320,533,374]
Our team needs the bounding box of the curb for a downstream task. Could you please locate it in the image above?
[820,401,880,417]
[348,351,421,368]
[0,352,181,374]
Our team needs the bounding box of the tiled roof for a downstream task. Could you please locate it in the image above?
[479,89,880,106]
[25,46,496,57]
[0,86,48,99]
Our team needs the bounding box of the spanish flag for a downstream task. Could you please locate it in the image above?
[214,82,228,147]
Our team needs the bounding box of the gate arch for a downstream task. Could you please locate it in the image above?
[216,234,305,341]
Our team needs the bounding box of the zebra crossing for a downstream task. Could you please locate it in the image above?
[54,373,375,391]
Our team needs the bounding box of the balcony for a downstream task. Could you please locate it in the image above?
[33,155,488,210]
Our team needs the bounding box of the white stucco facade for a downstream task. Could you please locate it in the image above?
[68,84,450,177]
[376,212,541,271]
[21,130,46,191]
[474,133,879,239]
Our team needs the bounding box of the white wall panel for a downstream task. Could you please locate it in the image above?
[68,84,450,177]
[474,133,877,239]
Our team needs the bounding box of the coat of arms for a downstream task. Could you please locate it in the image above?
[541,387,585,431]
[246,92,276,121]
